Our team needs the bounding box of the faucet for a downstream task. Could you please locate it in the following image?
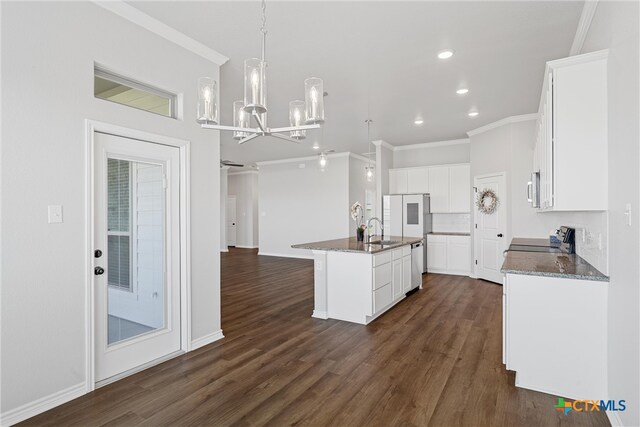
[366,217,384,244]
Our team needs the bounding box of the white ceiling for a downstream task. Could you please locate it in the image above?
[128,1,583,164]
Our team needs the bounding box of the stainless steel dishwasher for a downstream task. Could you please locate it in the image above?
[410,242,423,290]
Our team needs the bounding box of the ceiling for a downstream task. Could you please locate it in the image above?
[128,1,583,164]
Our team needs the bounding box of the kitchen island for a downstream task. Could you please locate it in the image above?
[292,236,422,324]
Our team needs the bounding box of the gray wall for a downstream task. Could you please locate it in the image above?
[583,2,640,424]
[1,1,221,415]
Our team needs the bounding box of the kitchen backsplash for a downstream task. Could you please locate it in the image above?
[432,213,472,233]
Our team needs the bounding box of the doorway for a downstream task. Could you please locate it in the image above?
[91,128,185,385]
[226,196,237,247]
[473,172,507,284]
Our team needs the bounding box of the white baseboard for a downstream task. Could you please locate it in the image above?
[190,329,224,351]
[427,269,470,277]
[220,248,228,252]
[312,310,328,319]
[235,245,259,249]
[606,411,624,427]
[1,382,86,426]
[258,251,314,260]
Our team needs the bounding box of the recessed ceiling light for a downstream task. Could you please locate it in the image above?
[468,111,479,117]
[456,88,469,95]
[414,119,424,125]
[437,50,454,59]
[312,142,320,150]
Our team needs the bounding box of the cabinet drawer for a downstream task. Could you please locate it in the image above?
[447,235,470,245]
[392,247,404,260]
[427,234,447,244]
[373,251,392,266]
[373,262,392,290]
[373,283,393,313]
[402,245,411,257]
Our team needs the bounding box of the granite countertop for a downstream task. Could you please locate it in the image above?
[428,232,471,236]
[292,235,422,254]
[501,251,609,282]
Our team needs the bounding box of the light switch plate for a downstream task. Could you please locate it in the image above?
[48,205,63,223]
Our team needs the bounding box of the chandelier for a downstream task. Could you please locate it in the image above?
[196,0,325,144]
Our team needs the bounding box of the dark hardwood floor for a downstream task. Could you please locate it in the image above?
[22,248,609,426]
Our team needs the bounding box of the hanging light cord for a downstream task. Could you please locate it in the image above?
[260,0,267,62]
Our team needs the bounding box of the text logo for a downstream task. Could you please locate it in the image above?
[553,398,626,415]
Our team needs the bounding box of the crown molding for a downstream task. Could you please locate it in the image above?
[256,152,351,166]
[349,153,371,162]
[570,1,599,56]
[372,140,395,151]
[93,1,229,66]
[393,138,470,152]
[466,113,538,137]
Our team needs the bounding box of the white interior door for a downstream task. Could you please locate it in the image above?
[474,173,507,283]
[94,132,181,383]
[226,196,237,247]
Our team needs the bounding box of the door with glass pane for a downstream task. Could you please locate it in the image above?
[94,131,181,383]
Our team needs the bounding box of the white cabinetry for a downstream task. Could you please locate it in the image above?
[503,273,607,398]
[407,168,429,193]
[449,165,471,213]
[533,50,608,212]
[389,169,408,193]
[388,164,470,213]
[428,166,449,213]
[427,234,470,276]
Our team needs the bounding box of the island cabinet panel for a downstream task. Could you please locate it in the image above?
[392,258,403,299]
[374,284,393,313]
[402,256,411,293]
[504,273,607,399]
[373,262,392,290]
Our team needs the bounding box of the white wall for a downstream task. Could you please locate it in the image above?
[228,171,259,248]
[220,167,228,252]
[393,139,470,168]
[582,2,639,425]
[258,154,350,258]
[1,1,221,418]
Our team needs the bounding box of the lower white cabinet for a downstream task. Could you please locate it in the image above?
[503,273,607,399]
[427,234,470,276]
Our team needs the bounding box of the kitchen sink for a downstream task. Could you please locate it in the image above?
[368,240,402,245]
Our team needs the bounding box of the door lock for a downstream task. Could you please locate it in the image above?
[94,249,103,258]
[94,266,105,275]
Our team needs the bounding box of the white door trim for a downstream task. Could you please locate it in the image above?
[473,171,508,280]
[84,119,192,393]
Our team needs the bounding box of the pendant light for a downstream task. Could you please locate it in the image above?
[197,0,325,145]
[365,119,375,182]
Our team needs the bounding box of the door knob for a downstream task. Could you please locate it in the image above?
[94,249,103,258]
[497,233,503,237]
[94,266,105,275]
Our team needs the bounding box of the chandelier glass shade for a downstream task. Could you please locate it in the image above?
[197,77,218,125]
[197,0,324,145]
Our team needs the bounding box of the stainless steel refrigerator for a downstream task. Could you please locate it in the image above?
[382,194,432,273]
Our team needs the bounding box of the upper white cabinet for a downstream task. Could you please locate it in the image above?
[449,165,471,213]
[428,166,450,213]
[388,163,470,213]
[407,168,429,193]
[389,169,408,193]
[534,50,608,212]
